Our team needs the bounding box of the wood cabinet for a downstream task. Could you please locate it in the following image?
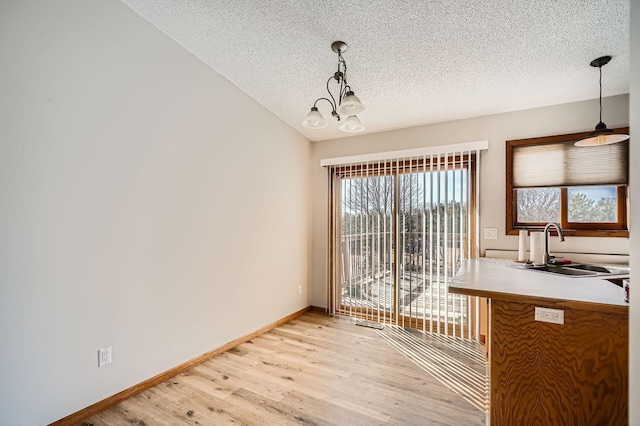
[490,299,628,425]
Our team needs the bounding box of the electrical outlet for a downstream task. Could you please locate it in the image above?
[298,285,302,295]
[484,227,498,240]
[98,346,112,367]
[535,307,564,325]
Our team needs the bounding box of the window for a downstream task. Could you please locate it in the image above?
[506,128,629,237]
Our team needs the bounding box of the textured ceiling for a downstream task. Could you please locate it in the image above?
[121,0,630,142]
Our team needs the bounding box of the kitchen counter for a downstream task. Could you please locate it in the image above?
[451,258,628,425]
[450,258,628,314]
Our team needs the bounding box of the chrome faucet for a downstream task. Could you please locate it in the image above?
[543,222,565,264]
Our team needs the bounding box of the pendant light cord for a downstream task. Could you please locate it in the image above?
[598,65,603,123]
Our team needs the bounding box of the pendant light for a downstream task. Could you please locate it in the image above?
[575,55,629,146]
[302,41,365,132]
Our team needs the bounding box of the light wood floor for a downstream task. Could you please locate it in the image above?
[81,312,486,425]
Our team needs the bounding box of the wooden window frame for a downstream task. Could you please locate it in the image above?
[506,128,629,238]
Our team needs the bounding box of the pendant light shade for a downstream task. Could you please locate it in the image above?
[574,122,630,146]
[302,107,328,129]
[575,55,629,147]
[338,115,364,133]
[336,91,365,116]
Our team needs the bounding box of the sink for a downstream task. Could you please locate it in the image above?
[512,263,629,279]
[563,264,619,273]
[524,264,598,276]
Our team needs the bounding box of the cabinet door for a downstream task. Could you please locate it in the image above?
[490,299,628,425]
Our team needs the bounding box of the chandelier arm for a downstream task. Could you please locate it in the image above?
[313,97,336,112]
[325,76,338,111]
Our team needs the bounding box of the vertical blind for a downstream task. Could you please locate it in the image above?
[324,141,488,340]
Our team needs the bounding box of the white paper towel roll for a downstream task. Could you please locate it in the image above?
[518,230,528,261]
[529,232,545,264]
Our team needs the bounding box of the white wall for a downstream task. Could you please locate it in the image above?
[310,95,630,307]
[629,0,638,422]
[0,1,310,424]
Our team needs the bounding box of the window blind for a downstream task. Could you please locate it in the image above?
[324,141,488,340]
[512,140,629,188]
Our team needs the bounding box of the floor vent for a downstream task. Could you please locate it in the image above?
[354,319,385,330]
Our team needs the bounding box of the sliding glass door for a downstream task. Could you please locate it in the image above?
[329,153,479,338]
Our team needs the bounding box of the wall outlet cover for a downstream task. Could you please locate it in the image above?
[535,307,564,325]
[98,346,112,367]
[484,227,498,240]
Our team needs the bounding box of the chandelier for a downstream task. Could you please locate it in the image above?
[301,41,365,133]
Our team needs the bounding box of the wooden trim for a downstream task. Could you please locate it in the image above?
[310,305,328,313]
[393,169,400,324]
[505,139,515,236]
[505,127,630,148]
[469,155,478,258]
[448,285,629,315]
[49,306,312,426]
[328,169,336,314]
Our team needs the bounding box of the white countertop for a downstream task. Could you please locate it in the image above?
[450,258,629,310]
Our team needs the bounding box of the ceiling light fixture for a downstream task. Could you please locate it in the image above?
[302,41,365,133]
[575,55,629,147]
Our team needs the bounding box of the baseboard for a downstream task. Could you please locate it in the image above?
[50,305,312,426]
